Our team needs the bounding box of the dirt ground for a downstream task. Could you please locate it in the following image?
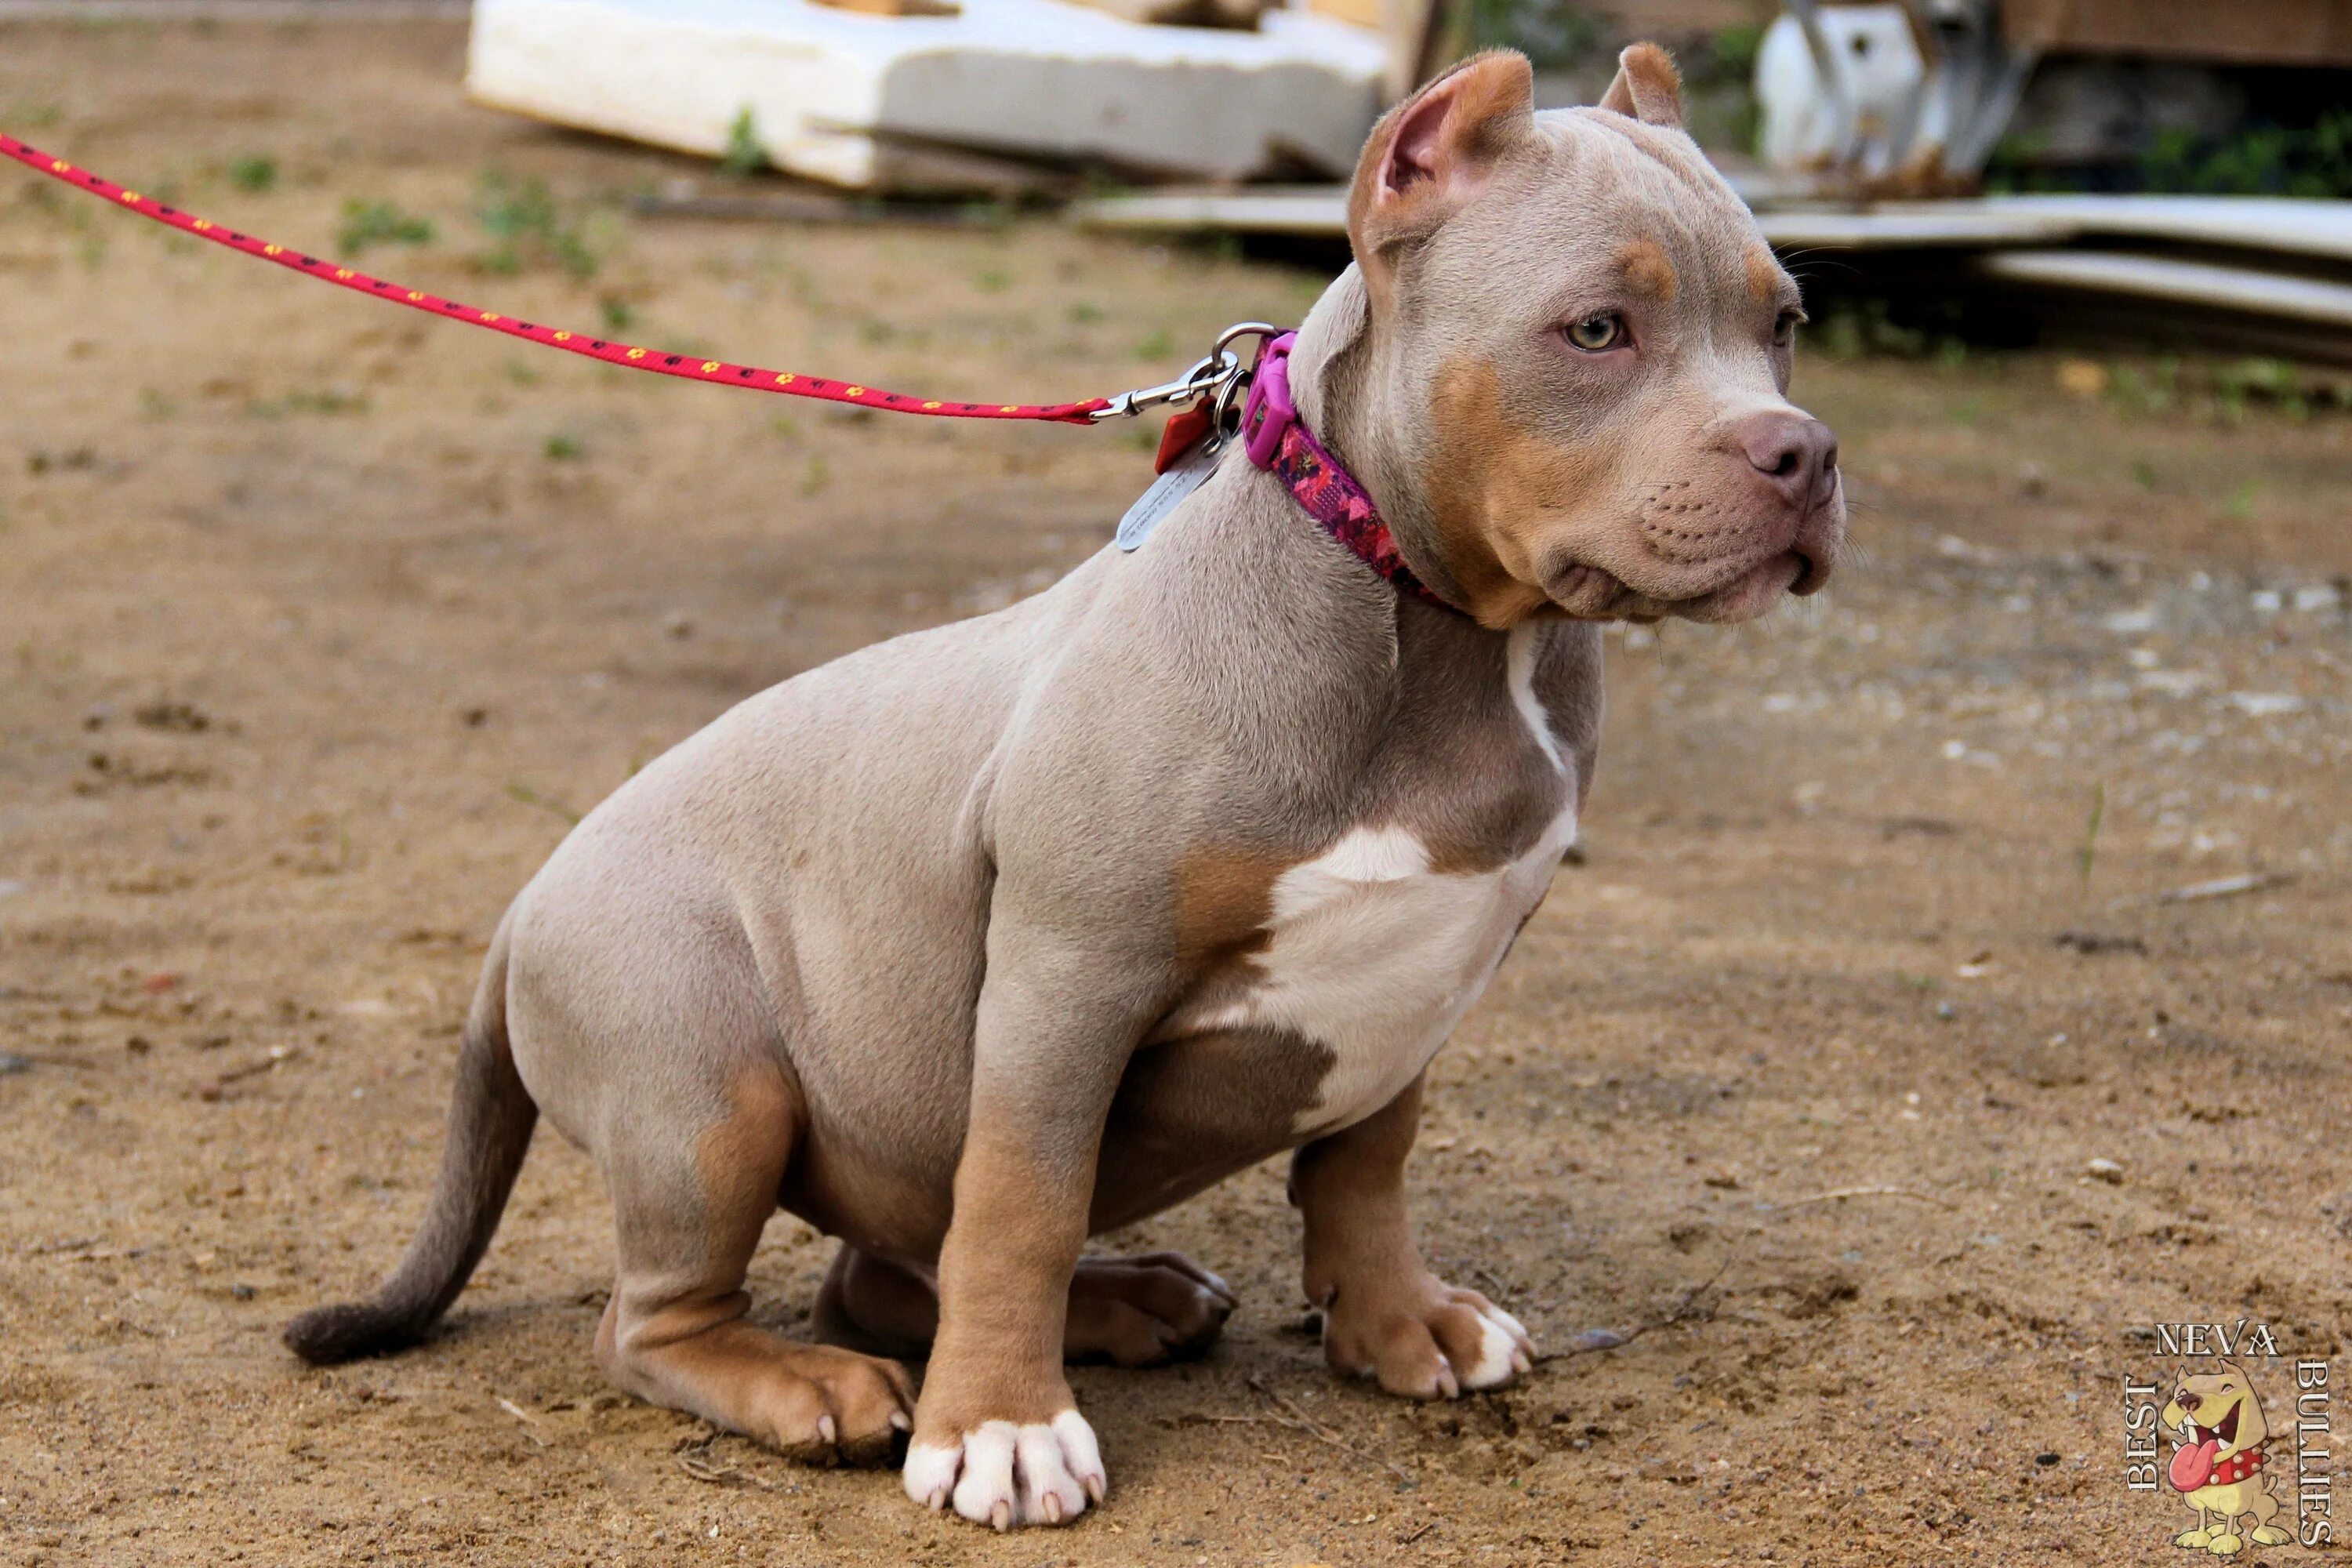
[5,20,2351,1568]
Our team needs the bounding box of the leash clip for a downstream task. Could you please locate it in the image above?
[1089,321,1281,423]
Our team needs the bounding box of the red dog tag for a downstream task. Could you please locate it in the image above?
[1155,404,1214,474]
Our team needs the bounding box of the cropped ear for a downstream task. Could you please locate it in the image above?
[1597,42,1684,129]
[1346,49,1534,289]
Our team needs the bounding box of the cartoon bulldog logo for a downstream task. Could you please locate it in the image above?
[2164,1361,2297,1555]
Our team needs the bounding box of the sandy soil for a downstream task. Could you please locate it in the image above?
[4,20,2351,1568]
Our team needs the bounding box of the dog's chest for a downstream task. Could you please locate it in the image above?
[1164,804,1575,1138]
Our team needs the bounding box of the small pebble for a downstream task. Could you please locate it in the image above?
[2085,1158,2125,1185]
[0,1050,31,1075]
[1570,1328,1628,1352]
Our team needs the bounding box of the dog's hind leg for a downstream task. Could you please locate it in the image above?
[595,1062,914,1467]
[2246,1487,2292,1546]
[814,1246,1236,1367]
[1065,1253,1236,1366]
[811,1248,941,1362]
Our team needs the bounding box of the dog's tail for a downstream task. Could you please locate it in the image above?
[283,914,537,1364]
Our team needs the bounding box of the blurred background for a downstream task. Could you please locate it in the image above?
[2,5,2347,1566]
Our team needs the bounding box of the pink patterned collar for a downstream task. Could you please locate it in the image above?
[1239,334,1460,615]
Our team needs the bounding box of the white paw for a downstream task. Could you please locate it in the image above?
[1458,1301,1535,1391]
[902,1410,1105,1530]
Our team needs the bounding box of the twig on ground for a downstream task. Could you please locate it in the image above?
[1397,1519,1438,1545]
[1243,1375,1416,1489]
[1540,1261,1728,1363]
[505,782,582,826]
[0,1048,103,1070]
[2152,872,2293,906]
[1775,1185,1955,1211]
[677,1438,789,1490]
[217,1046,297,1085]
[496,1396,550,1446]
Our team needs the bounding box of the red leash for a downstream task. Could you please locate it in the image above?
[2,132,1139,424]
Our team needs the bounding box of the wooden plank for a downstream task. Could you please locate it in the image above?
[2003,0,2352,67]
[0,0,470,14]
[1071,186,2352,270]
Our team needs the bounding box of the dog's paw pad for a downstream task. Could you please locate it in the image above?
[902,1410,1104,1529]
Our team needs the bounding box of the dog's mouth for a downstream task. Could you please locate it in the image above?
[2184,1400,2243,1448]
[1548,550,1812,625]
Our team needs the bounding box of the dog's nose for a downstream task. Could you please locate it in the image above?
[1732,410,1838,510]
[2179,1392,2201,1413]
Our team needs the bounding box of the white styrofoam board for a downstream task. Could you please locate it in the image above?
[1980,250,2352,329]
[466,0,1387,191]
[1069,183,1347,234]
[1971,195,2352,266]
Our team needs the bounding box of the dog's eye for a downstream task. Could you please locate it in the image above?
[1564,314,1624,352]
[1773,310,1804,347]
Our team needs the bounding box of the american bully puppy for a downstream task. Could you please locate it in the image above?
[285,42,1844,1531]
[2165,1363,2295,1554]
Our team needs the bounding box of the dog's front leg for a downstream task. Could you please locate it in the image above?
[1291,1073,1535,1399]
[902,924,1149,1530]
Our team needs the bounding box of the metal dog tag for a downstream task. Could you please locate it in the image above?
[1115,434,1223,553]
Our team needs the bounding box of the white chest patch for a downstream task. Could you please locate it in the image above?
[1171,808,1577,1138]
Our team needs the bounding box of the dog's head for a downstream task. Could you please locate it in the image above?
[1298,45,1844,628]
[2163,1362,2271,1459]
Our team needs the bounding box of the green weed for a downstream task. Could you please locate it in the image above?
[227,154,277,194]
[337,199,434,256]
[720,108,768,180]
[246,389,368,418]
[2078,781,2103,883]
[474,172,597,280]
[2143,109,2352,198]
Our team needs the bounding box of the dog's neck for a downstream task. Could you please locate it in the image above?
[1284,265,1494,625]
